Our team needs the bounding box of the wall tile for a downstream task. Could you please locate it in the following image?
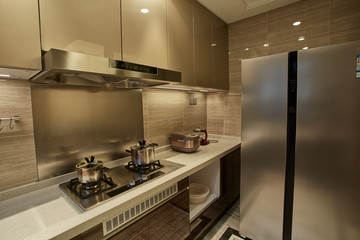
[268,0,329,20]
[268,5,329,46]
[207,93,225,135]
[229,14,268,57]
[0,80,35,137]
[0,79,37,191]
[268,33,329,55]
[329,0,360,44]
[207,115,225,135]
[0,135,38,192]
[143,89,207,146]
[224,95,241,136]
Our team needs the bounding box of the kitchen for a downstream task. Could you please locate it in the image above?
[0,0,359,240]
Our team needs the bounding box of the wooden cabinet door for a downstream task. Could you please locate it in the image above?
[211,17,229,90]
[193,3,229,90]
[0,0,41,71]
[122,0,167,68]
[167,0,194,86]
[39,0,122,60]
[193,3,212,88]
[220,147,240,203]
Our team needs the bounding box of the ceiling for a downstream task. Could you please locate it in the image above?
[197,0,302,24]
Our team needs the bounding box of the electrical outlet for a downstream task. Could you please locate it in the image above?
[190,97,197,105]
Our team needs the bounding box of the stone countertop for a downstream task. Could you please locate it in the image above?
[0,135,240,240]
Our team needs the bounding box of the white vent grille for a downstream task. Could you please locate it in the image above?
[103,183,178,236]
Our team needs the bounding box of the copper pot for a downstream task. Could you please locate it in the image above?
[75,156,104,183]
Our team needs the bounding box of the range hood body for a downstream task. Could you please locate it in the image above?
[31,49,181,88]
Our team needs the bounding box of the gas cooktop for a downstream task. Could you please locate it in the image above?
[59,159,184,210]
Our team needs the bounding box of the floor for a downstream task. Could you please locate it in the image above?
[202,199,242,240]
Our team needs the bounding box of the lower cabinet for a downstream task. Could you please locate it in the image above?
[109,178,190,240]
[71,178,189,240]
[71,147,240,240]
[188,147,240,239]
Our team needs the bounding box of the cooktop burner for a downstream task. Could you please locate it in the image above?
[67,174,117,199]
[59,159,183,210]
[125,160,164,174]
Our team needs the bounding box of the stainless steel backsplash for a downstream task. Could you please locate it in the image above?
[31,84,144,180]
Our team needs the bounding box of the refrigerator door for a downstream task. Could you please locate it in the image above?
[294,41,360,240]
[241,53,288,240]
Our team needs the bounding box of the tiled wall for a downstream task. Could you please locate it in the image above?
[0,80,37,192]
[206,0,360,137]
[142,89,207,146]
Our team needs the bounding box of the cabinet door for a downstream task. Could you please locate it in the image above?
[167,0,194,86]
[220,148,240,203]
[211,17,229,90]
[0,0,41,71]
[194,3,212,88]
[39,0,121,60]
[122,0,167,68]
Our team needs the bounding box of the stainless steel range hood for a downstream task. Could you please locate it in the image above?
[31,49,181,88]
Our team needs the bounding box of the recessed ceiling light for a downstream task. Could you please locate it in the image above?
[303,47,309,50]
[140,8,149,14]
[298,36,305,41]
[245,48,249,51]
[264,43,269,47]
[211,43,217,47]
[293,21,301,26]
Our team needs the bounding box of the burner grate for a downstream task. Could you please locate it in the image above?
[67,174,117,199]
[125,160,164,174]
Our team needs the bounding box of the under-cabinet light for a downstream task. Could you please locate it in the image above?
[303,47,309,50]
[0,74,10,78]
[154,86,192,91]
[140,8,149,14]
[298,36,305,41]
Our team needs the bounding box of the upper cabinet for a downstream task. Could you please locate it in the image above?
[0,0,41,79]
[193,2,229,90]
[167,1,229,90]
[0,0,228,87]
[39,0,122,60]
[122,0,168,68]
[193,4,213,88]
[167,0,195,86]
[211,16,229,90]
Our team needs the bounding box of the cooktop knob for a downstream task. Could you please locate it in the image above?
[141,174,148,182]
[128,179,136,187]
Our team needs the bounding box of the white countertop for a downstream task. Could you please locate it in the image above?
[0,135,240,240]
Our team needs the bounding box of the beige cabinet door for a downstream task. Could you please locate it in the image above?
[122,0,167,68]
[39,0,121,60]
[0,0,41,71]
[167,0,194,86]
[194,3,212,88]
[211,17,229,90]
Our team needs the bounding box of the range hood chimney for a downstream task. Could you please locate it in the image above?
[31,49,181,88]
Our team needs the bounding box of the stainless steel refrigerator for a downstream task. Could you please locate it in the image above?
[240,40,360,240]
